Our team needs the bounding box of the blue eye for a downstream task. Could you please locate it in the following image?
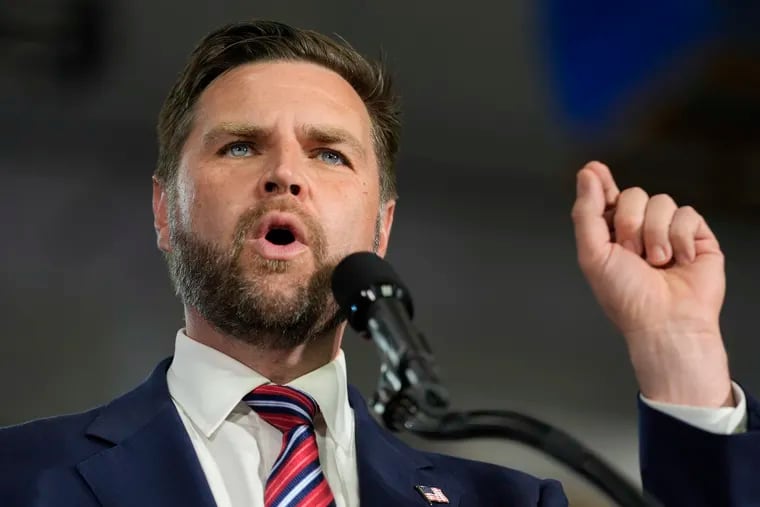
[226,143,252,157]
[316,150,347,166]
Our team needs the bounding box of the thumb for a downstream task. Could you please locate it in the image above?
[571,168,612,271]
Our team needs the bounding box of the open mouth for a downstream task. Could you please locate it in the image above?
[250,213,309,260]
[265,227,296,246]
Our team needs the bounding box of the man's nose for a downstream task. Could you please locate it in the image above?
[258,149,307,199]
[263,179,302,197]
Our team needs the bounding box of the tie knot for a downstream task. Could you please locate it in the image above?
[244,384,318,433]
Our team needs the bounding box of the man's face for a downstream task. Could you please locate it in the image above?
[152,61,395,347]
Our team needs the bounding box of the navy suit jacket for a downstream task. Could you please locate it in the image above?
[639,391,760,506]
[1,359,566,506]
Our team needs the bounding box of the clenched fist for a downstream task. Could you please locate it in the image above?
[572,161,733,408]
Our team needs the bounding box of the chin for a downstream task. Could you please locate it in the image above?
[258,254,319,274]
[247,261,309,290]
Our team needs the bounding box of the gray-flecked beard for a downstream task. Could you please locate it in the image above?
[165,202,346,350]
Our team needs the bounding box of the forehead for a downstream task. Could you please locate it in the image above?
[192,60,373,147]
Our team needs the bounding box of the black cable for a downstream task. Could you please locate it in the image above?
[406,408,663,507]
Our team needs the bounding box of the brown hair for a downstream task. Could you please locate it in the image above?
[155,20,401,202]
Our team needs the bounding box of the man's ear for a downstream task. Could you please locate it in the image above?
[152,177,171,252]
[375,199,396,258]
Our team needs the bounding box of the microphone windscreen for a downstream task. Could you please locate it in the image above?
[331,252,413,330]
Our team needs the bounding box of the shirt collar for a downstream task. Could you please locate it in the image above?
[166,329,352,450]
[287,345,351,450]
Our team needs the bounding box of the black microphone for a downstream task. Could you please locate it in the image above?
[331,251,449,430]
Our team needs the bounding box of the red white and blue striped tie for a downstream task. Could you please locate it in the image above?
[244,385,337,507]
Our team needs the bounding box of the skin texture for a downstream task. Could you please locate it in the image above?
[572,161,733,408]
[152,61,395,384]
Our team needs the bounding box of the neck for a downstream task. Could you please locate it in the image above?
[183,307,344,384]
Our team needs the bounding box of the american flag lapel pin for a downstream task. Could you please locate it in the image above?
[415,485,450,504]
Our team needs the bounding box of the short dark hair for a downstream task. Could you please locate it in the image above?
[155,20,401,202]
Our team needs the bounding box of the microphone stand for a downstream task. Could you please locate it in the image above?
[364,299,662,507]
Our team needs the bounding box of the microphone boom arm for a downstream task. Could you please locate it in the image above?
[409,409,662,507]
[364,297,661,507]
[364,297,450,431]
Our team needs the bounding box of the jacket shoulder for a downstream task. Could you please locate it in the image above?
[0,408,107,506]
[0,407,104,470]
[0,357,172,470]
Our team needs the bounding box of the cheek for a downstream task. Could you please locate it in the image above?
[179,171,246,243]
[323,190,379,252]
[172,172,197,231]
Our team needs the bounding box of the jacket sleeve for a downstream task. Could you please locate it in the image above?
[537,478,568,507]
[639,392,760,506]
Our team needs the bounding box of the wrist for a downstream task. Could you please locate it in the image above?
[626,327,733,408]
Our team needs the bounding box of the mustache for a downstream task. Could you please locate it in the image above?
[230,199,326,261]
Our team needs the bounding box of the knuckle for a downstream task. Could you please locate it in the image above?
[622,186,648,199]
[651,193,676,206]
[678,205,700,218]
[570,203,587,221]
[614,215,640,234]
[673,205,702,227]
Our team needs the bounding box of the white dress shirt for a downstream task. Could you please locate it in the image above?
[166,330,359,507]
[641,381,748,434]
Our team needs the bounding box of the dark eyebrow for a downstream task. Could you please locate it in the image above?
[202,123,269,149]
[302,124,367,161]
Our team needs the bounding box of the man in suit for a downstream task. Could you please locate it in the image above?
[0,19,567,507]
[0,18,749,507]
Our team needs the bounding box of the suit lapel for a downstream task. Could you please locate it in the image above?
[77,358,216,507]
[74,360,462,507]
[349,386,462,507]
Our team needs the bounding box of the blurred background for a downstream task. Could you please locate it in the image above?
[2,1,759,505]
